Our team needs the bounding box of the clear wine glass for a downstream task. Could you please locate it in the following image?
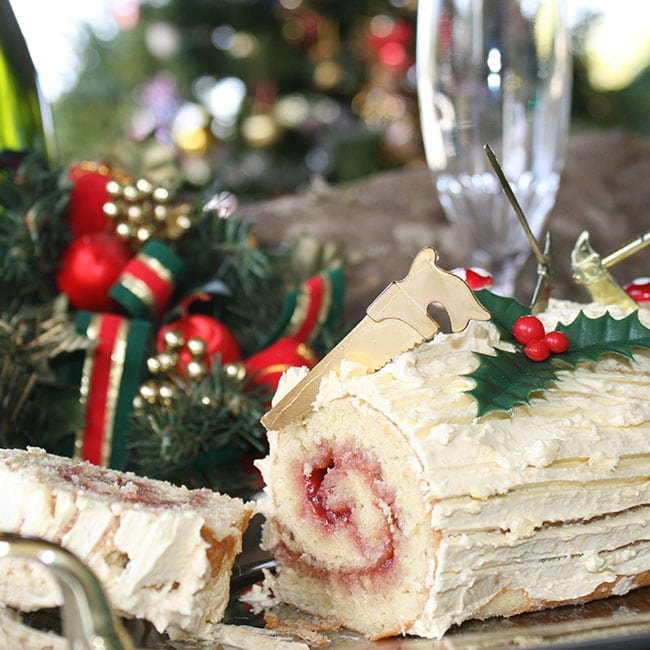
[416,0,572,296]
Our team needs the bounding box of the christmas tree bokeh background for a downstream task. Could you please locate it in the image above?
[26,0,650,201]
[2,0,649,493]
[51,0,422,198]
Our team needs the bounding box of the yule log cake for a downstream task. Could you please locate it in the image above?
[0,447,254,640]
[257,255,650,640]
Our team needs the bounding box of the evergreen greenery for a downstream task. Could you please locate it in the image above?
[0,155,345,492]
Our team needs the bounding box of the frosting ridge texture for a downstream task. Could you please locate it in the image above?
[258,298,650,638]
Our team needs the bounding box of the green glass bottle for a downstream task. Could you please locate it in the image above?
[0,0,56,160]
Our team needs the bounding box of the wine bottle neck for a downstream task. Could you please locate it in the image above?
[0,0,57,161]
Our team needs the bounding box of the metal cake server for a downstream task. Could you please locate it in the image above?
[261,246,490,431]
[0,531,134,650]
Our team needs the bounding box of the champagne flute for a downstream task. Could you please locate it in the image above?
[416,0,572,296]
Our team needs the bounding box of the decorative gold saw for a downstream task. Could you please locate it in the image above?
[261,247,490,431]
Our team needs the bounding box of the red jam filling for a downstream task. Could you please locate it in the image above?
[305,461,352,527]
[53,461,205,509]
[294,443,398,580]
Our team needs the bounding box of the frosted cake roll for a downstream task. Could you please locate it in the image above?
[0,447,254,641]
[257,299,650,639]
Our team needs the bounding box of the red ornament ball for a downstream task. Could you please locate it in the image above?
[157,315,241,371]
[543,330,569,354]
[524,338,550,362]
[244,337,318,393]
[67,164,114,236]
[513,315,545,345]
[56,232,132,312]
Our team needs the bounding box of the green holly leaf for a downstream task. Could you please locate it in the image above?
[556,310,650,366]
[466,348,560,417]
[465,292,650,418]
[474,289,530,336]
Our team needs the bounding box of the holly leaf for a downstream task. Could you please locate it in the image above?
[474,289,530,336]
[465,292,650,418]
[555,310,650,367]
[466,349,560,417]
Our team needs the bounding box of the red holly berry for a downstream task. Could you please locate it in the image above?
[513,315,545,345]
[524,339,550,362]
[56,232,133,312]
[463,267,493,290]
[451,267,493,290]
[543,330,569,354]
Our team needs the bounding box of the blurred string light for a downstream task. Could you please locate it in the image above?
[581,10,650,91]
[273,94,310,129]
[349,11,421,164]
[145,21,180,59]
[138,0,423,179]
[194,76,247,139]
[12,0,650,194]
[112,0,139,29]
[212,26,259,59]
[131,72,181,144]
[367,14,413,70]
[172,103,210,154]
[12,0,650,103]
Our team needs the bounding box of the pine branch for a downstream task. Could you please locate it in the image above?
[126,362,267,486]
[0,155,71,309]
[0,299,88,448]
[0,156,349,488]
[177,211,292,353]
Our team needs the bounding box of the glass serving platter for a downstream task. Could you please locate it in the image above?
[4,513,650,650]
[217,577,650,650]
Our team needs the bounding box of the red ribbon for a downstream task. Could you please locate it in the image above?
[293,275,325,343]
[244,336,318,393]
[75,312,150,469]
[78,314,128,466]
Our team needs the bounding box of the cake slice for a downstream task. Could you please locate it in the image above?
[0,447,255,640]
[257,298,650,639]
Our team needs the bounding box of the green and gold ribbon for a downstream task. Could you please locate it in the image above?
[266,266,345,346]
[74,312,151,468]
[110,239,186,319]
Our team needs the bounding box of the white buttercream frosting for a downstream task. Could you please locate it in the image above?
[0,447,254,640]
[316,299,650,498]
[260,297,650,639]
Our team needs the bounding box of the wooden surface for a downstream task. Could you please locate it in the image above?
[240,129,650,321]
